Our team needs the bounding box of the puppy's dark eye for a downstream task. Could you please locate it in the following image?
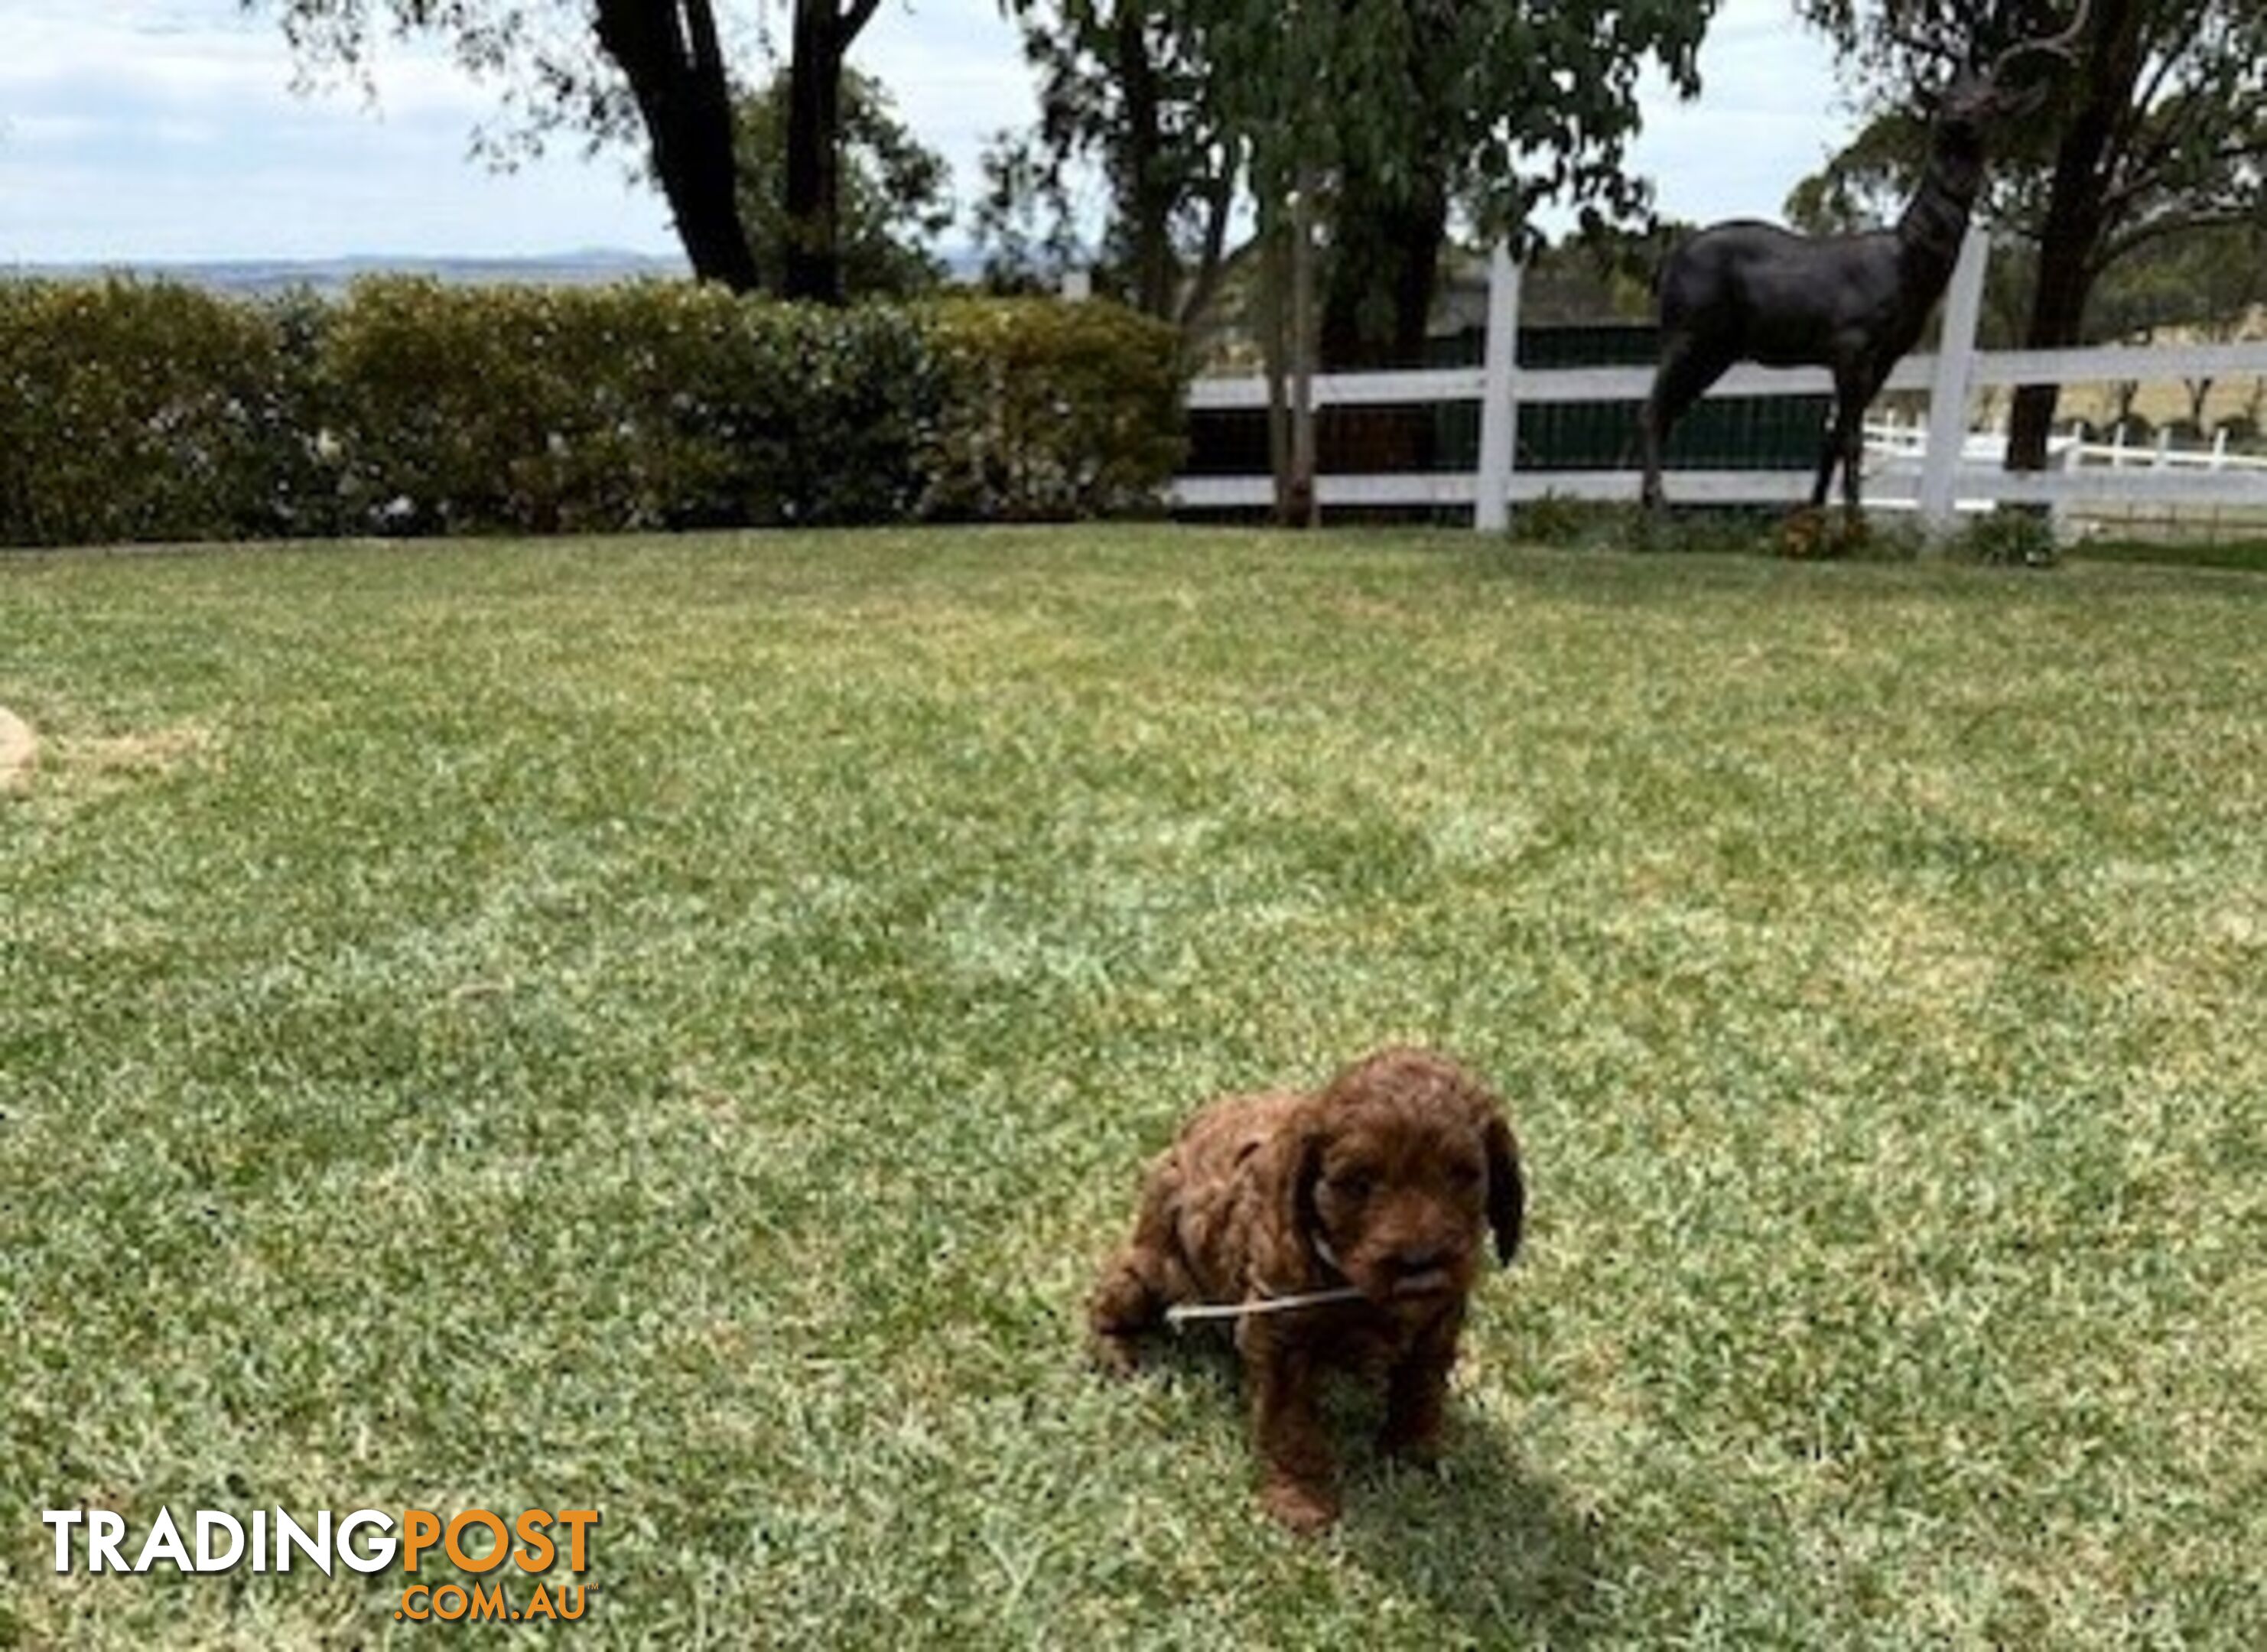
[1448,1162,1483,1189]
[1329,1169,1374,1203]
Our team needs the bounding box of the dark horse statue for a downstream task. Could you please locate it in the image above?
[1639,4,2089,514]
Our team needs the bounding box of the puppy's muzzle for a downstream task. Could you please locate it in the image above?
[1387,1244,1458,1298]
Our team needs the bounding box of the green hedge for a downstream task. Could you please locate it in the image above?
[0,281,325,546]
[0,278,1186,548]
[921,300,1187,521]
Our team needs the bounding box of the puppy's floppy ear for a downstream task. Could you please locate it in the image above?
[1480,1110,1524,1267]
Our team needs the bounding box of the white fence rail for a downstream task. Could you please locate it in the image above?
[1171,228,2267,532]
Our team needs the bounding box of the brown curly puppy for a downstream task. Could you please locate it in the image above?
[1088,1046,1524,1532]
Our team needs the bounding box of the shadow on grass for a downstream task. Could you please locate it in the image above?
[1336,1409,1606,1647]
[1124,1330,1608,1644]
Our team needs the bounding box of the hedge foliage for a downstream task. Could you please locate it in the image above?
[0,277,1186,548]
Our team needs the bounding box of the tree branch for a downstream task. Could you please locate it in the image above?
[2093,199,2258,274]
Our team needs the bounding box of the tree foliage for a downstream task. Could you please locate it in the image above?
[244,0,903,301]
[1783,109,1928,235]
[998,1,1717,358]
[968,132,1092,294]
[995,2,1238,322]
[729,71,953,301]
[992,0,1719,520]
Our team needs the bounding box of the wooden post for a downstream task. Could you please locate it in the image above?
[1919,224,1989,535]
[1259,210,1291,522]
[1475,242,1521,532]
[1287,175,1319,528]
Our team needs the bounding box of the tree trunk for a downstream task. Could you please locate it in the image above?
[1318,0,1454,372]
[1319,177,1448,371]
[1112,6,1176,319]
[784,0,884,304]
[2005,125,2111,470]
[785,1,844,304]
[594,0,759,293]
[1316,169,1447,493]
[1176,168,1235,332]
[2006,1,2136,471]
[1261,211,1293,524]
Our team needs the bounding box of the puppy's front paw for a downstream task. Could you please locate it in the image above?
[1378,1421,1446,1470]
[1261,1475,1340,1535]
[1087,1327,1143,1378]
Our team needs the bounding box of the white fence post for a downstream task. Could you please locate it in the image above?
[1474,242,1521,532]
[1918,224,1990,535]
[2052,421,2083,538]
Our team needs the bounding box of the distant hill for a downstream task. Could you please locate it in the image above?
[0,249,692,297]
[2,246,998,296]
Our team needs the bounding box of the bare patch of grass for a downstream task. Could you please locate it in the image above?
[0,706,34,790]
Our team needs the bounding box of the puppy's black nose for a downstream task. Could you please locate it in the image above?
[1394,1245,1451,1277]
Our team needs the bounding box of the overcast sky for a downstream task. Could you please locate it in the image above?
[0,0,1850,266]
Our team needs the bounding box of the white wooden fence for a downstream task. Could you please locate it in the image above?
[1170,229,2267,532]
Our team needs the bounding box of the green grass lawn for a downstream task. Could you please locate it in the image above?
[4,526,2263,1647]
[2070,535,2267,577]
